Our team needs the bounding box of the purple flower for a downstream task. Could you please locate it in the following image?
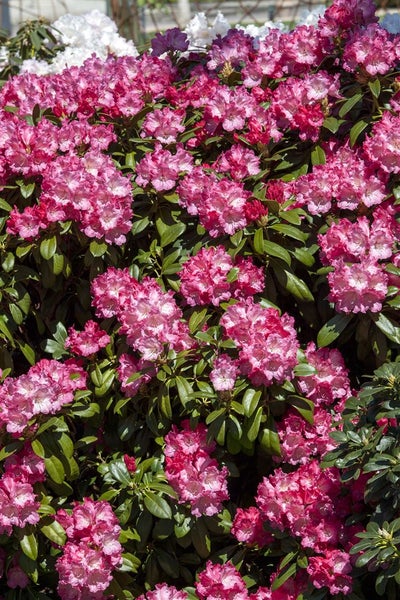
[151,27,189,56]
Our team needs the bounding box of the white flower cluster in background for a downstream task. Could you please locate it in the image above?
[16,4,400,76]
[184,12,230,49]
[20,10,138,75]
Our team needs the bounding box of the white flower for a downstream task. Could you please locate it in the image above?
[20,9,138,74]
[297,5,326,26]
[184,11,230,49]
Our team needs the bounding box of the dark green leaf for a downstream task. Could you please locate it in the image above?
[317,313,352,347]
[143,492,172,519]
[373,313,400,344]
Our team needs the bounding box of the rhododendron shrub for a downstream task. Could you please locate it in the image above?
[0,0,399,598]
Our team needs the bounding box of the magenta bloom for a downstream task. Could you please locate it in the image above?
[65,320,111,357]
[196,561,248,600]
[164,421,229,517]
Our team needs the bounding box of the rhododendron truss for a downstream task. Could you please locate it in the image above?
[0,0,399,598]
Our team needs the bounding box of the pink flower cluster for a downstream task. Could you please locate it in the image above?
[56,498,122,600]
[179,245,264,306]
[342,23,399,76]
[297,342,351,407]
[318,207,398,313]
[268,71,340,142]
[210,353,240,392]
[231,506,273,547]
[177,167,252,237]
[164,421,229,517]
[255,460,357,594]
[276,407,337,465]
[287,144,388,215]
[364,111,400,174]
[0,444,44,536]
[116,353,157,397]
[65,320,111,357]
[220,298,299,386]
[135,143,193,191]
[0,359,87,435]
[91,267,192,361]
[2,115,133,244]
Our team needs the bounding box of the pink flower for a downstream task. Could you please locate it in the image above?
[179,246,264,307]
[117,353,157,397]
[214,144,260,181]
[196,561,248,600]
[210,354,239,391]
[297,342,351,407]
[220,298,299,387]
[6,559,29,589]
[307,549,353,595]
[276,407,337,465]
[342,23,397,76]
[141,107,185,144]
[231,506,273,547]
[135,143,193,191]
[164,421,229,517]
[56,499,122,600]
[65,320,111,357]
[0,359,87,435]
[327,258,388,313]
[137,583,189,600]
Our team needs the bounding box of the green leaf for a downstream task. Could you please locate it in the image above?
[90,240,108,257]
[247,406,263,442]
[109,460,131,486]
[350,119,369,147]
[175,376,194,407]
[338,92,363,118]
[40,519,67,546]
[44,455,65,484]
[368,78,381,98]
[20,532,38,560]
[143,492,172,519]
[311,145,326,166]
[271,561,297,591]
[189,308,208,334]
[18,180,35,199]
[263,240,291,266]
[0,315,15,346]
[270,223,308,242]
[317,313,353,347]
[322,116,342,133]
[253,228,264,255]
[160,223,186,247]
[191,519,211,558]
[373,313,400,345]
[9,303,23,325]
[40,236,57,260]
[274,267,313,302]
[288,395,314,425]
[293,363,317,377]
[17,341,35,365]
[242,389,262,417]
[119,552,141,573]
[259,426,281,456]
